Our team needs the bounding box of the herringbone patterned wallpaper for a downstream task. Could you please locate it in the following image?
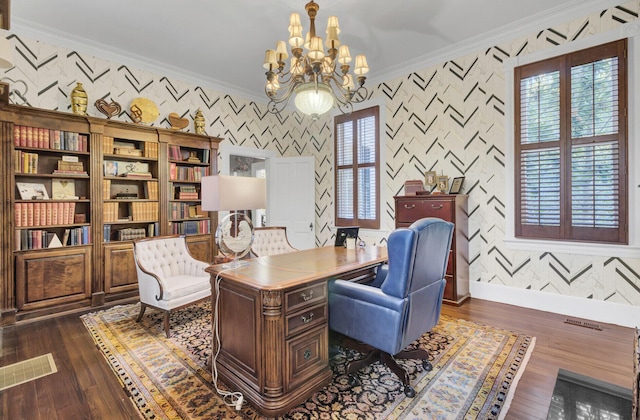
[3,1,639,308]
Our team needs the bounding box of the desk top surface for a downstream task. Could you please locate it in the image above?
[207,245,388,290]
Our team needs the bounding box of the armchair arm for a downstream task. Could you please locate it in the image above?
[329,279,405,313]
[134,262,166,302]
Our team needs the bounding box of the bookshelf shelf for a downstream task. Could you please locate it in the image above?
[1,99,222,322]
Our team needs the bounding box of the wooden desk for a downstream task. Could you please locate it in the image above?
[206,245,388,417]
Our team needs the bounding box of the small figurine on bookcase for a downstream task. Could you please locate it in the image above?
[194,109,205,135]
[71,82,88,115]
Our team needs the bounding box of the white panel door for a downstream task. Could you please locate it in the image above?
[268,156,315,249]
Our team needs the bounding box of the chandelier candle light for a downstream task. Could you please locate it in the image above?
[263,1,370,120]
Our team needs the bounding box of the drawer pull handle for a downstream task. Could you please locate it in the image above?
[301,290,314,301]
[301,313,314,323]
[431,204,443,210]
[304,349,312,360]
[403,204,416,209]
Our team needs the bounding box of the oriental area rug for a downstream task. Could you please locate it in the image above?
[81,301,535,419]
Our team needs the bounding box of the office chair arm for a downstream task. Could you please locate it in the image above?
[329,279,405,312]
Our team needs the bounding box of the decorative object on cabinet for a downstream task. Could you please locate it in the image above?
[449,177,465,194]
[129,97,159,124]
[70,82,88,115]
[94,98,122,119]
[404,179,425,195]
[168,112,189,130]
[394,194,469,305]
[201,175,267,268]
[16,182,49,200]
[424,171,437,188]
[194,108,205,135]
[51,179,77,199]
[436,175,448,193]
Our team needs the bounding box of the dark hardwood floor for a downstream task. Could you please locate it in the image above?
[0,298,634,419]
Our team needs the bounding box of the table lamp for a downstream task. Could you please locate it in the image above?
[201,175,267,268]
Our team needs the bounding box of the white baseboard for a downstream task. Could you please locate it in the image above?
[470,282,640,329]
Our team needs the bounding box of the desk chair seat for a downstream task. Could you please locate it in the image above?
[251,226,297,257]
[329,217,454,397]
[133,235,210,338]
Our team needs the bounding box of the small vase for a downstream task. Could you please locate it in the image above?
[71,82,88,115]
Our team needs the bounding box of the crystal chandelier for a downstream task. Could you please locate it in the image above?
[263,1,370,120]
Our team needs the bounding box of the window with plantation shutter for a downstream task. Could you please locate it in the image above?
[514,39,627,244]
[335,106,380,229]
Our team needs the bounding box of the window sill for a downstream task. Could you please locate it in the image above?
[503,236,640,258]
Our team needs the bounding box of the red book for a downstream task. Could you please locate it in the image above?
[40,202,47,226]
[19,125,27,147]
[21,203,28,227]
[26,126,33,148]
[33,203,41,226]
[46,202,52,226]
[27,202,34,227]
[62,202,70,224]
[14,203,21,227]
[52,202,58,225]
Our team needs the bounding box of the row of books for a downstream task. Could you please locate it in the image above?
[15,151,38,174]
[103,223,159,242]
[103,201,159,223]
[14,202,77,227]
[14,125,89,152]
[170,202,205,220]
[168,145,210,164]
[170,219,211,235]
[172,184,199,200]
[102,137,159,159]
[15,226,90,250]
[169,163,210,181]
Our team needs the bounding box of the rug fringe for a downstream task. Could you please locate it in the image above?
[499,336,537,420]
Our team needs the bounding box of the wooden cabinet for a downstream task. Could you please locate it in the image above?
[394,194,469,305]
[0,99,222,323]
[215,279,331,417]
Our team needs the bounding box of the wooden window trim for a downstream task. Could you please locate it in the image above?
[334,106,380,230]
[514,39,628,244]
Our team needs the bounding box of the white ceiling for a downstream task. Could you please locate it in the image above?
[10,0,623,103]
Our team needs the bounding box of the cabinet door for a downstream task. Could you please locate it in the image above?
[104,242,138,293]
[15,247,92,310]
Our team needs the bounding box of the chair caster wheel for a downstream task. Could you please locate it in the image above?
[422,360,433,371]
[348,374,360,387]
[404,385,416,397]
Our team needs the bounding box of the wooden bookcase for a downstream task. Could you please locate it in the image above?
[0,99,222,324]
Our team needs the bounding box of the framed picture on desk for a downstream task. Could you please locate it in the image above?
[335,226,359,247]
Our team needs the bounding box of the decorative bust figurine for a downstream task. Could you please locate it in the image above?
[194,109,205,135]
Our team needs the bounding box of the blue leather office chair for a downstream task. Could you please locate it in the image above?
[328,217,454,397]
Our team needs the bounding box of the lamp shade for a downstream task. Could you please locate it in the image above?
[294,82,334,119]
[201,175,267,211]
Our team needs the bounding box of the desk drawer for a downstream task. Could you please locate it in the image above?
[286,304,327,337]
[396,199,453,223]
[285,282,326,313]
[286,325,328,391]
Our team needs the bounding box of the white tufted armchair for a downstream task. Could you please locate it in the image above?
[251,226,298,257]
[132,235,210,337]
